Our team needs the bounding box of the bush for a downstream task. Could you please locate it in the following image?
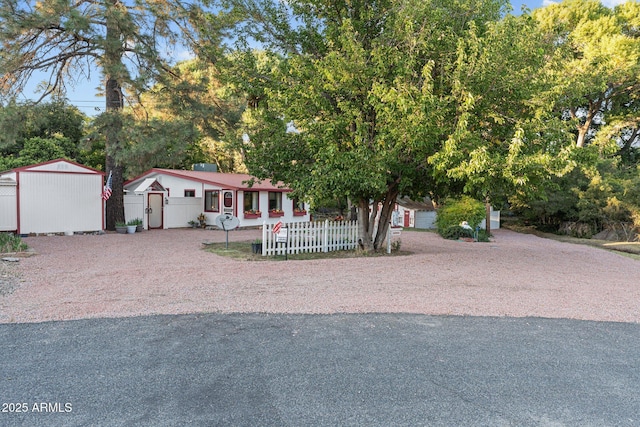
[436,196,486,239]
[0,233,28,253]
[440,225,474,240]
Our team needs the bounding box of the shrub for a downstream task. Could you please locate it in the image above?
[0,233,28,253]
[440,225,474,240]
[436,196,486,239]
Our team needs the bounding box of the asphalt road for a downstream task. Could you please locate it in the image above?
[1,314,639,426]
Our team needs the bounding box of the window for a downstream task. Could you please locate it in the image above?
[291,197,306,213]
[184,189,195,197]
[204,190,220,212]
[268,192,282,211]
[244,191,259,212]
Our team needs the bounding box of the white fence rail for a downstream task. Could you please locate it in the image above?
[262,220,358,256]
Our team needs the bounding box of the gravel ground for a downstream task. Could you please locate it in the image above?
[0,228,638,324]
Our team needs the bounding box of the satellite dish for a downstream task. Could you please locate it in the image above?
[215,213,240,231]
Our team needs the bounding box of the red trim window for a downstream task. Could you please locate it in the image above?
[292,198,307,216]
[184,189,195,197]
[205,190,220,212]
[243,191,261,217]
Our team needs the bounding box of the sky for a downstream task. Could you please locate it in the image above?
[19,0,629,117]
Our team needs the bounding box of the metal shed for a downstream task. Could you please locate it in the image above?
[0,177,18,232]
[0,159,105,235]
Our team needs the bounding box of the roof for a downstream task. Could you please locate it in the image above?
[0,176,16,186]
[126,168,290,191]
[2,158,104,175]
[396,196,435,211]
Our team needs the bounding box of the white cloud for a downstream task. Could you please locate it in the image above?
[542,0,557,5]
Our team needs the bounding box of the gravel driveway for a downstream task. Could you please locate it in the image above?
[1,228,638,324]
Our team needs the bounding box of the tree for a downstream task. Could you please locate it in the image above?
[533,0,640,149]
[134,59,247,173]
[0,0,193,229]
[0,99,89,170]
[429,12,577,235]
[203,0,508,251]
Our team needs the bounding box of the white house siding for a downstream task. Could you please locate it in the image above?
[0,179,18,232]
[18,171,102,234]
[480,208,501,230]
[415,211,437,229]
[165,197,203,228]
[124,194,146,226]
[153,174,206,197]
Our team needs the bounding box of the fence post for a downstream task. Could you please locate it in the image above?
[262,222,267,256]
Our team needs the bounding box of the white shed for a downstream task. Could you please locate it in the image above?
[0,177,18,232]
[0,159,105,235]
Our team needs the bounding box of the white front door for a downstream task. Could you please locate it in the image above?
[222,190,234,215]
[147,193,163,229]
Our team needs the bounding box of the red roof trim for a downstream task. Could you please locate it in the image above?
[126,168,291,192]
[6,158,105,175]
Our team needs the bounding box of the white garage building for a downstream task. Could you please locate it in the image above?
[0,159,104,235]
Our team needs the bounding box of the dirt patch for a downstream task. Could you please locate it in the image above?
[0,228,638,324]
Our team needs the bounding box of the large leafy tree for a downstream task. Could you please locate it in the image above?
[0,99,90,170]
[203,0,508,251]
[533,0,640,149]
[0,0,193,229]
[429,12,578,234]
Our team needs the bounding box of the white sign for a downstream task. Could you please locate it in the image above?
[276,227,288,243]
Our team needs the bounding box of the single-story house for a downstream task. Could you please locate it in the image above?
[393,196,500,230]
[395,196,437,229]
[0,159,104,235]
[123,168,310,229]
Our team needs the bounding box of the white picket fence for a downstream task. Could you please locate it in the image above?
[261,220,359,256]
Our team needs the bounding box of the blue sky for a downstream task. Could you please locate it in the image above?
[20,0,627,116]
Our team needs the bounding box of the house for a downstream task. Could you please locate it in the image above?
[123,168,310,229]
[395,196,437,229]
[0,159,104,235]
[393,196,500,230]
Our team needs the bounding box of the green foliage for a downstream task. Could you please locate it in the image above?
[208,0,510,250]
[514,152,640,239]
[0,233,27,253]
[89,110,200,178]
[435,196,486,237]
[440,225,474,240]
[0,100,89,170]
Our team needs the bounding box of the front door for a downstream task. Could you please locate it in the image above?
[222,190,234,215]
[147,193,164,229]
[404,211,410,227]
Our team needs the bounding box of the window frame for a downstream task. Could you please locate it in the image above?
[268,191,283,212]
[204,190,220,212]
[244,191,260,213]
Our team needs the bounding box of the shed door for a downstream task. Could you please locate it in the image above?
[147,193,164,229]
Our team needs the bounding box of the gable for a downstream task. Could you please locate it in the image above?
[12,159,103,175]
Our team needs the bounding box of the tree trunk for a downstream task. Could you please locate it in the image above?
[357,197,381,251]
[103,0,125,230]
[373,187,399,250]
[356,186,399,252]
